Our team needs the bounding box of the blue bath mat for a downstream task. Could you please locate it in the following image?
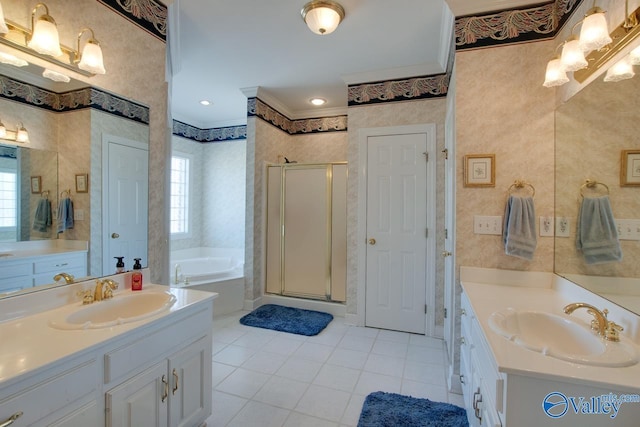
[239,304,333,336]
[358,392,468,427]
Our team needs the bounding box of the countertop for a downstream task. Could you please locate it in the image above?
[0,284,216,386]
[462,280,640,393]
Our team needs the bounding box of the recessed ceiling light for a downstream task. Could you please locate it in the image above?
[310,98,326,106]
[200,100,211,106]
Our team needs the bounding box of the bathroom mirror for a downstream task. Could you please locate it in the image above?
[0,61,149,297]
[555,66,640,315]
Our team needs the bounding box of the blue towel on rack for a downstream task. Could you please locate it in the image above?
[56,197,74,233]
[576,196,622,264]
[33,198,52,232]
[503,195,537,260]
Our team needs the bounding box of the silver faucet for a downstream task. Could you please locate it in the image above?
[563,302,624,342]
[174,263,181,284]
[54,272,74,284]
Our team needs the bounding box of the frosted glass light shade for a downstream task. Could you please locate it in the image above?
[630,45,640,66]
[16,125,29,143]
[78,40,106,74]
[0,122,6,139]
[543,58,569,87]
[561,39,588,71]
[28,16,63,57]
[0,3,9,35]
[579,10,611,52]
[0,52,28,67]
[43,69,70,83]
[604,57,635,82]
[302,1,345,35]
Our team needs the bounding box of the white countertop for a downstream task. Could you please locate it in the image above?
[461,280,640,393]
[0,284,216,386]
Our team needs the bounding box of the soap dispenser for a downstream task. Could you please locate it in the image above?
[131,258,143,291]
[114,256,125,273]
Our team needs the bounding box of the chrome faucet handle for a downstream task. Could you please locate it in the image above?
[605,321,624,342]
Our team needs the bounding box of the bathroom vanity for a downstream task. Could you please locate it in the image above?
[0,274,215,427]
[460,267,640,427]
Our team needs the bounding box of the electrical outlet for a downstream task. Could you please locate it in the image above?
[474,215,502,235]
[539,216,554,237]
[74,209,84,221]
[556,217,570,237]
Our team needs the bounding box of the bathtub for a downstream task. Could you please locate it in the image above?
[170,247,244,316]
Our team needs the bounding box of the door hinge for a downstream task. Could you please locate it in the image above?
[444,307,448,319]
[422,152,428,162]
[442,148,448,160]
[425,304,428,314]
[425,228,428,238]
[444,228,448,239]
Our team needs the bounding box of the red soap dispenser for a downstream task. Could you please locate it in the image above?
[131,258,143,291]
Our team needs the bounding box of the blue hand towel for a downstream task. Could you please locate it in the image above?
[33,198,52,232]
[576,196,622,264]
[503,195,537,260]
[56,197,74,234]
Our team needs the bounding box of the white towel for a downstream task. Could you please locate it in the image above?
[503,195,537,260]
[576,196,622,264]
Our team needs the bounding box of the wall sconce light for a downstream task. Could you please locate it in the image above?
[0,2,106,77]
[0,120,30,143]
[301,1,345,35]
[75,28,105,74]
[544,2,640,87]
[27,3,63,57]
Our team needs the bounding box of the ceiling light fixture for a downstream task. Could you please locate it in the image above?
[200,100,211,106]
[579,7,612,52]
[603,56,635,82]
[310,97,326,106]
[75,28,105,74]
[0,120,29,143]
[301,1,345,35]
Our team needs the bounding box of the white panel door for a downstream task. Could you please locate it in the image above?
[365,133,427,334]
[104,138,149,275]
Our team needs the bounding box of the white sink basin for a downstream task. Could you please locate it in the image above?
[488,309,638,367]
[49,291,176,330]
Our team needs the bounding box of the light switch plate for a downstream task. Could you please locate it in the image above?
[74,209,84,221]
[474,215,502,235]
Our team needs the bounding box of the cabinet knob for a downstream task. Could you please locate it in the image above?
[460,337,466,345]
[111,232,120,239]
[368,238,376,245]
[0,412,23,427]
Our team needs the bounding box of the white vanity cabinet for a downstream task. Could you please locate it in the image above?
[460,291,504,427]
[0,251,87,293]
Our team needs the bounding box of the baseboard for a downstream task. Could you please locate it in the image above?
[259,294,346,317]
[243,297,262,311]
[447,364,463,394]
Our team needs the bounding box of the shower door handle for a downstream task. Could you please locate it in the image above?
[368,238,376,245]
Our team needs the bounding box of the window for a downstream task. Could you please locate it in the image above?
[170,155,189,235]
[0,170,17,228]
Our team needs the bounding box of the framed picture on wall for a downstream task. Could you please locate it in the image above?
[621,150,640,187]
[30,176,41,194]
[463,154,495,187]
[75,173,89,193]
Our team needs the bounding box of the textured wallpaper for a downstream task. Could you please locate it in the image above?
[455,42,556,274]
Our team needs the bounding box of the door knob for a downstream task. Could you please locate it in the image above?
[442,251,452,257]
[111,233,120,239]
[368,238,376,245]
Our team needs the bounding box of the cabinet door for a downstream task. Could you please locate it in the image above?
[106,361,168,427]
[168,337,212,427]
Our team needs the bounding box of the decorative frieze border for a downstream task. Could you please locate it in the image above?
[97,0,167,42]
[247,98,348,135]
[172,120,247,142]
[455,0,582,50]
[0,75,149,124]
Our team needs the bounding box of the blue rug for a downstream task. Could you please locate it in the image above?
[239,304,333,336]
[358,392,468,427]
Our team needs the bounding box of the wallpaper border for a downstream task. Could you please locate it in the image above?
[172,120,248,143]
[96,0,167,42]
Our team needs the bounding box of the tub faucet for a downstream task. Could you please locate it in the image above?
[563,302,623,341]
[53,272,74,284]
[174,263,181,284]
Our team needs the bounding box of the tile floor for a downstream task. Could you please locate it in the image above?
[204,310,464,427]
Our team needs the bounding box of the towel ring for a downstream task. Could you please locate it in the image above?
[60,189,71,198]
[41,190,49,199]
[508,180,535,197]
[580,179,609,198]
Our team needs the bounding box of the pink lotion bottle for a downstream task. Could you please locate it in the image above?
[132,258,143,291]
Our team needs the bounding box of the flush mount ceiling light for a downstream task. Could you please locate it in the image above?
[310,97,326,106]
[27,3,63,57]
[301,1,345,35]
[200,100,211,106]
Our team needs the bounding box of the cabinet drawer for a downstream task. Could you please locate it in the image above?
[33,253,86,274]
[0,359,96,427]
[0,261,32,279]
[104,307,211,384]
[0,276,32,294]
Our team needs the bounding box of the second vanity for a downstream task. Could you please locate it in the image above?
[460,267,640,427]
[0,271,216,427]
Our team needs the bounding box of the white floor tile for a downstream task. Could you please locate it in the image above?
[295,384,352,422]
[233,331,277,349]
[400,380,448,402]
[340,394,366,427]
[263,335,304,356]
[326,348,369,370]
[406,344,446,365]
[275,357,323,383]
[403,360,447,386]
[371,339,408,358]
[409,334,445,349]
[306,331,345,346]
[448,391,465,407]
[313,364,361,392]
[214,344,258,366]
[337,335,375,353]
[227,400,290,427]
[293,342,335,363]
[376,329,411,344]
[214,327,248,344]
[284,412,339,427]
[354,371,402,395]
[253,376,310,410]
[345,326,379,338]
[363,353,405,378]
[212,362,236,387]
[216,368,270,399]
[206,391,247,427]
[242,350,289,375]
